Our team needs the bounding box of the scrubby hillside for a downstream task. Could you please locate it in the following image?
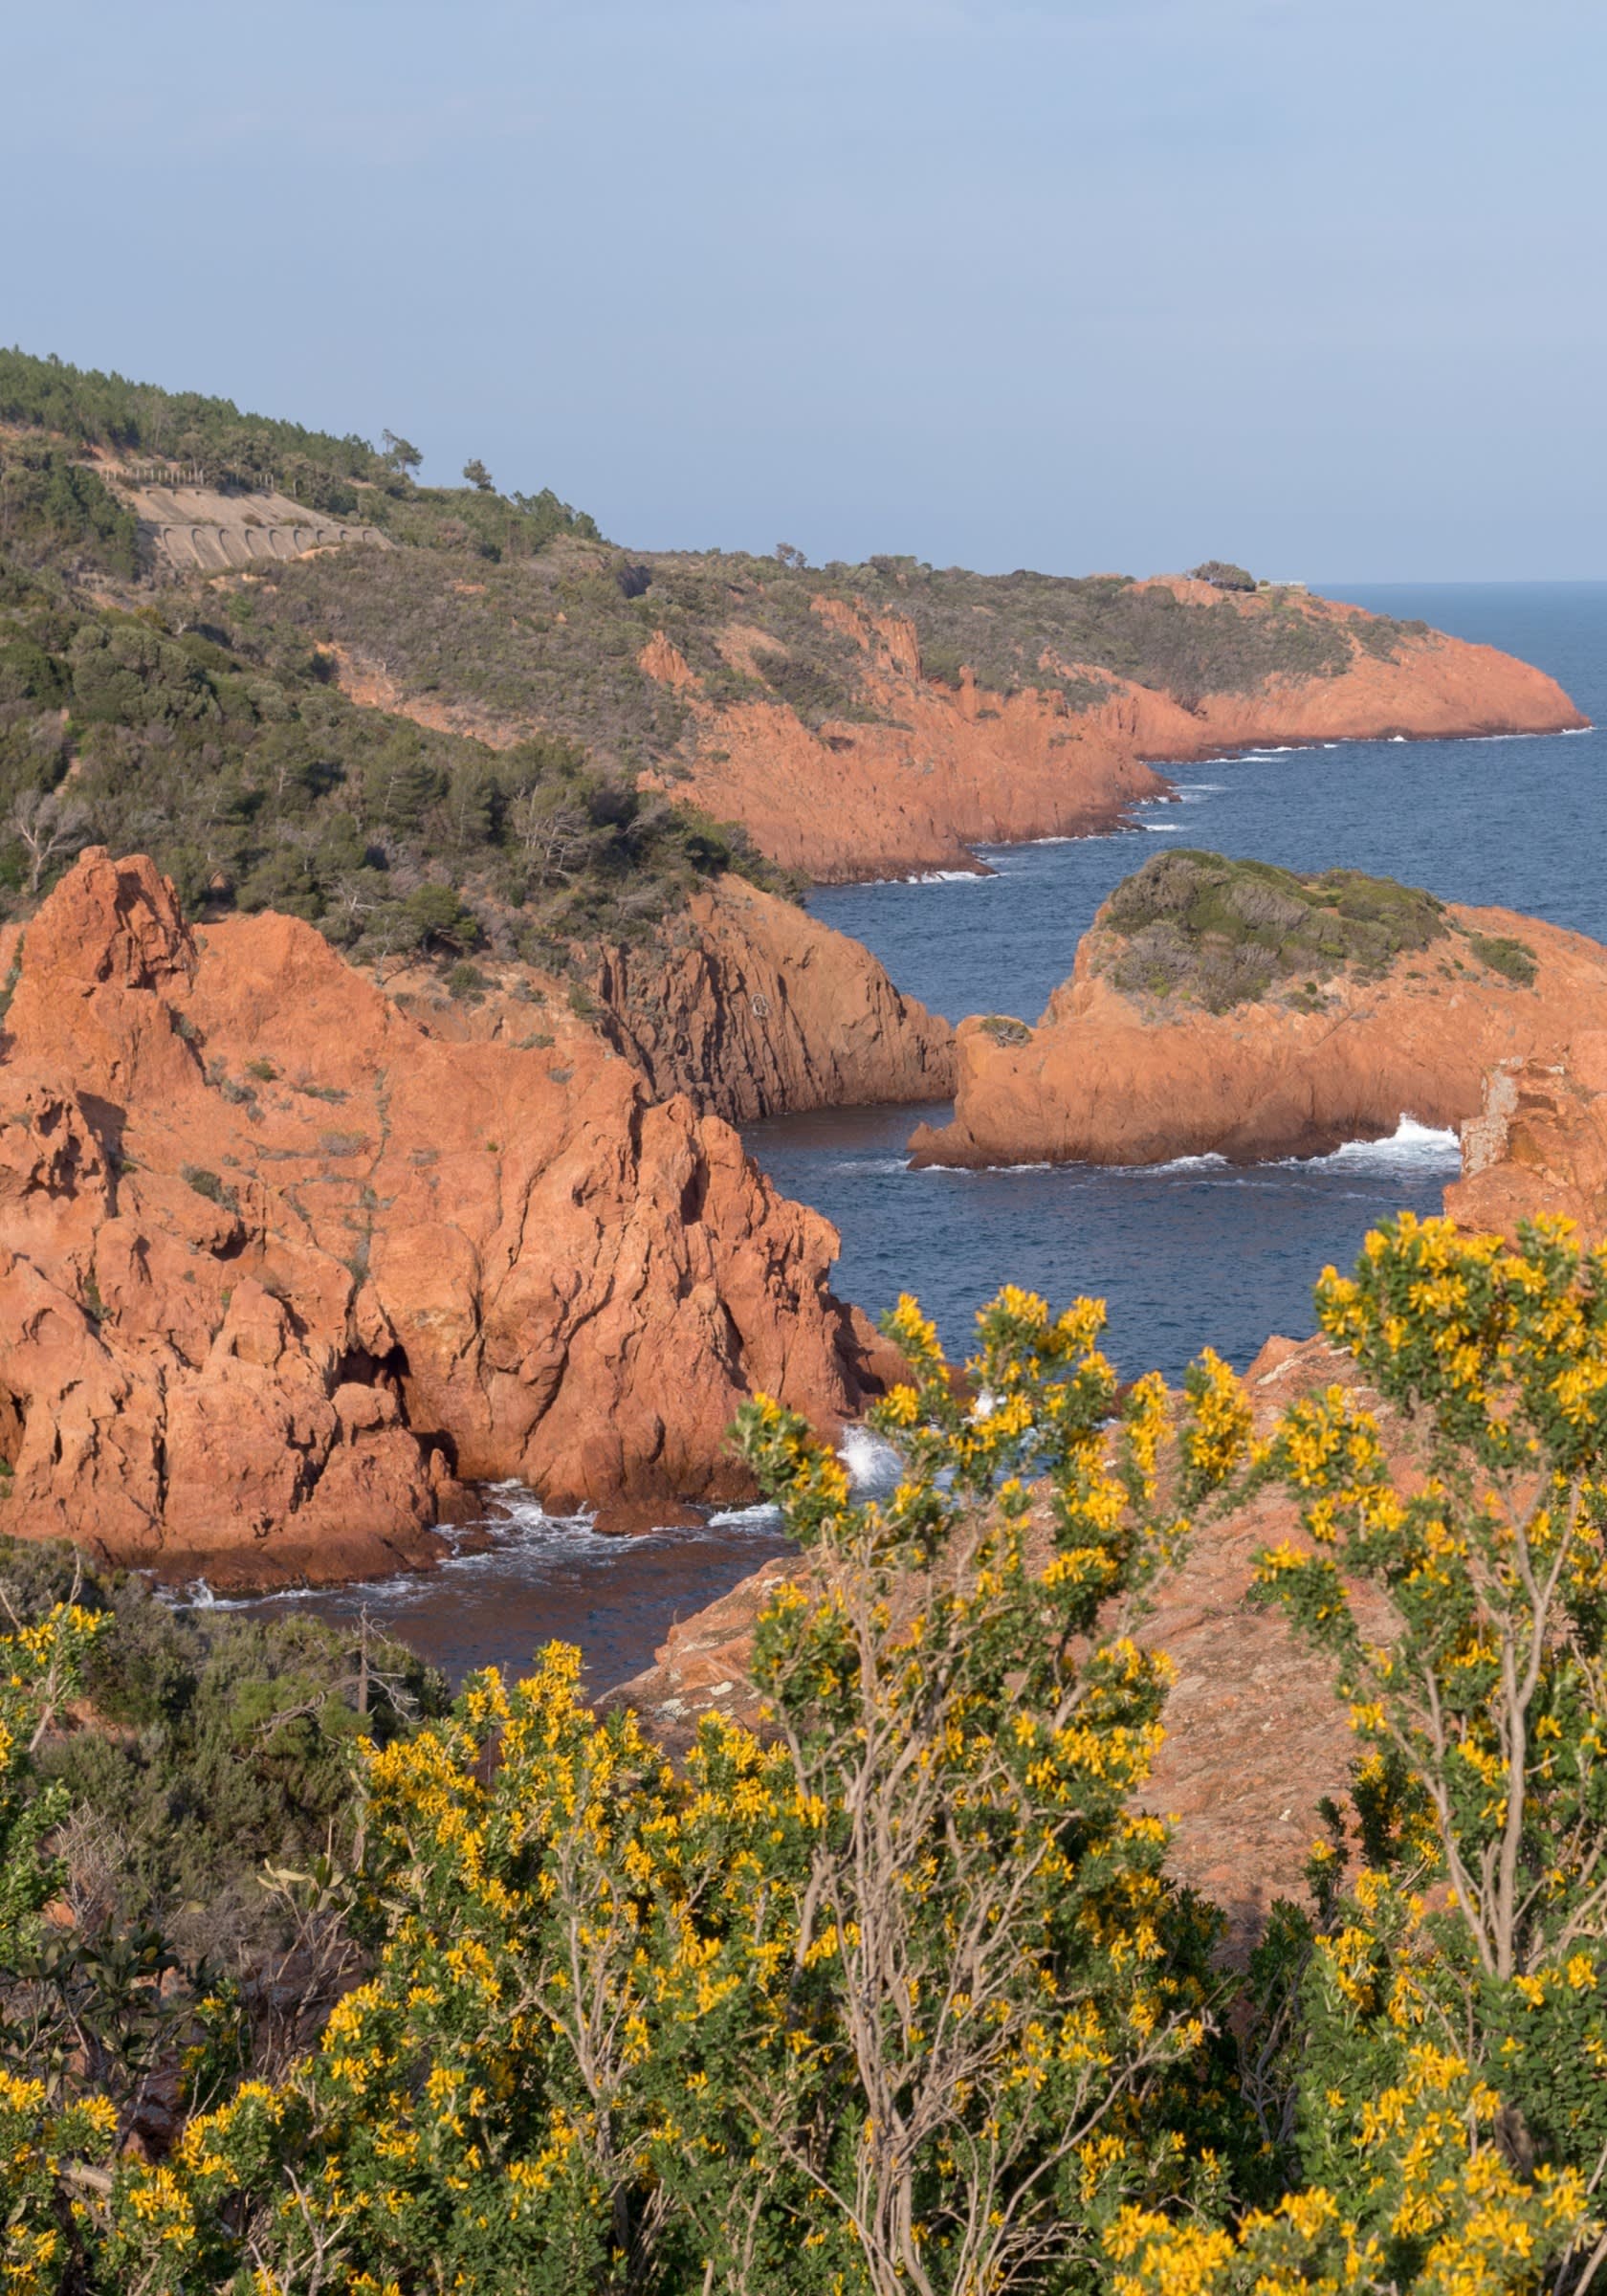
[5,344,1581,906]
[0,390,781,974]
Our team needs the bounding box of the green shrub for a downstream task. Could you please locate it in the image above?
[179,1163,234,1207]
[979,1012,1032,1045]
[1098,849,1449,1012]
[1465,930,1538,986]
[445,959,490,1000]
[1188,559,1257,591]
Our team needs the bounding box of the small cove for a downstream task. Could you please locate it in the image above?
[231,583,1607,1683]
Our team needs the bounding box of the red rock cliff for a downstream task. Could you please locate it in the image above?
[639,589,1585,883]
[912,902,1607,1171]
[1447,1043,1607,1242]
[584,876,954,1121]
[0,854,894,1588]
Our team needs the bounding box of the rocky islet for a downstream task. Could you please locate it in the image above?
[910,850,1607,1170]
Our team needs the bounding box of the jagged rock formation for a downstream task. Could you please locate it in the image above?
[910,854,1607,1169]
[583,876,955,1121]
[0,853,896,1588]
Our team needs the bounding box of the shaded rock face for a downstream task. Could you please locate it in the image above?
[910,888,1607,1171]
[1448,1043,1607,1241]
[584,876,955,1123]
[0,853,892,1588]
[638,593,1585,884]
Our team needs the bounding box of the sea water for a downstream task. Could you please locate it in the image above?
[782,583,1606,1379]
[231,584,1607,1681]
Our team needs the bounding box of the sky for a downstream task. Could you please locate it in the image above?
[6,0,1604,580]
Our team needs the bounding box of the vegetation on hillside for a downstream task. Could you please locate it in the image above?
[0,1547,449,2161]
[0,349,1437,947]
[1095,848,1536,1013]
[1188,560,1258,592]
[246,541,1434,779]
[0,431,782,964]
[6,1220,1607,2292]
[1,347,599,554]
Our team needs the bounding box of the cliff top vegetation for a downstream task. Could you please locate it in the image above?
[1,346,1439,881]
[1093,848,1537,1012]
[0,403,781,971]
[244,537,1433,776]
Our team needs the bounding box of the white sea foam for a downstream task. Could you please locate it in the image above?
[839,1424,905,1498]
[706,1500,785,1532]
[837,866,991,888]
[1141,821,1186,831]
[1092,1116,1460,1184]
[1301,1115,1461,1172]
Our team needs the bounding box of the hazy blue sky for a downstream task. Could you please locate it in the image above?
[7,0,1603,578]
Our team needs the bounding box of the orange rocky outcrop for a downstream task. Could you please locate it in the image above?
[639,592,1585,883]
[638,610,1170,882]
[911,901,1607,1171]
[1447,1047,1607,1242]
[0,853,896,1589]
[385,875,954,1126]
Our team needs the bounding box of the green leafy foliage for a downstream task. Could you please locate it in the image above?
[1,344,385,513]
[1466,931,1538,986]
[0,1538,449,1959]
[1187,561,1257,591]
[0,438,139,579]
[0,562,786,956]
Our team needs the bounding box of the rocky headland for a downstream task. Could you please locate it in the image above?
[633,583,1585,883]
[0,852,909,1591]
[910,849,1607,1169]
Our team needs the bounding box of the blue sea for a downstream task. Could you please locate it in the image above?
[771,583,1607,1380]
[228,584,1606,1684]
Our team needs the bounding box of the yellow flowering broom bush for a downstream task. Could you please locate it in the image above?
[88,1286,1259,2295]
[0,1600,118,2292]
[15,1242,1607,2294]
[730,1286,1259,2295]
[1237,1214,1607,2292]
